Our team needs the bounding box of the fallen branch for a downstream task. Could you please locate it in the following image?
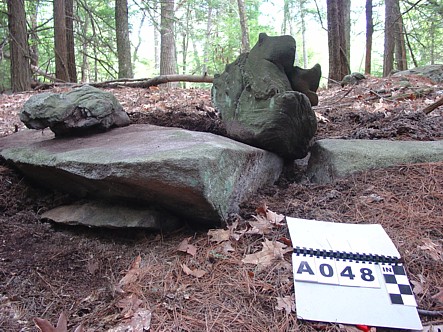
[88,74,214,88]
[417,308,443,316]
[420,96,443,114]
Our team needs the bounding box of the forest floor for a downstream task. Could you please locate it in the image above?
[0,75,443,332]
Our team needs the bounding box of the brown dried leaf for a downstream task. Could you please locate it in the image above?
[246,215,273,235]
[177,237,197,256]
[118,255,142,290]
[242,239,292,269]
[410,280,424,295]
[266,209,285,225]
[108,308,152,332]
[418,239,442,261]
[116,294,143,318]
[432,287,443,304]
[181,263,206,278]
[34,312,83,332]
[275,295,295,315]
[208,228,230,243]
[221,241,235,253]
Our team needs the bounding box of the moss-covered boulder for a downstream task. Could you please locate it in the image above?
[212,33,321,160]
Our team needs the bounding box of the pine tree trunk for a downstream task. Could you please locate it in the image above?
[29,1,39,73]
[54,0,70,81]
[327,0,349,83]
[237,0,250,52]
[392,1,407,71]
[160,0,177,87]
[365,0,373,75]
[7,0,31,92]
[115,0,133,79]
[65,0,77,82]
[203,4,213,74]
[343,0,351,67]
[383,0,396,77]
[300,0,307,67]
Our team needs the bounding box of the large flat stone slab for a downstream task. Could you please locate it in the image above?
[41,203,181,231]
[0,124,283,226]
[307,139,443,183]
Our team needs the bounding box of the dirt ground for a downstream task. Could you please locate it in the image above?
[1,75,443,332]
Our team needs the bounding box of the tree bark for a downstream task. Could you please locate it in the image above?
[327,0,349,83]
[7,0,31,92]
[300,0,308,67]
[160,0,177,87]
[203,2,213,75]
[65,0,77,82]
[392,0,407,70]
[365,0,373,75]
[54,0,70,82]
[115,0,133,79]
[29,0,40,73]
[383,0,396,77]
[237,0,250,52]
[343,0,351,65]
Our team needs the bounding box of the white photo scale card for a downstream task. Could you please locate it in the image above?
[287,217,422,330]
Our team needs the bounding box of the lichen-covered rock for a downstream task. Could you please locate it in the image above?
[212,33,320,160]
[392,64,443,83]
[20,85,130,136]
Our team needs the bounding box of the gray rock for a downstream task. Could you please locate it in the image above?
[212,33,319,160]
[0,124,283,226]
[392,64,443,83]
[307,139,443,183]
[41,202,181,231]
[20,85,130,136]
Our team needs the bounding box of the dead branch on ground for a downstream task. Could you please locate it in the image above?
[420,96,443,114]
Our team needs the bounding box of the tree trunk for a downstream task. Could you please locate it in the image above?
[65,0,77,82]
[300,0,307,67]
[160,0,177,87]
[237,0,250,52]
[326,0,349,83]
[7,0,31,92]
[383,0,396,77]
[392,0,407,71]
[29,0,40,74]
[54,0,70,81]
[343,0,351,66]
[80,13,89,82]
[203,2,213,75]
[365,0,373,75]
[115,0,133,79]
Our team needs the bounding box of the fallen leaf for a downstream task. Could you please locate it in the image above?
[221,241,235,253]
[116,294,143,318]
[228,221,247,241]
[418,239,442,261]
[266,209,285,225]
[108,308,152,332]
[410,280,424,295]
[246,215,273,235]
[255,202,268,216]
[432,287,443,304]
[118,255,142,292]
[208,228,230,243]
[181,264,206,278]
[177,237,197,257]
[242,239,292,269]
[34,312,83,332]
[275,295,295,315]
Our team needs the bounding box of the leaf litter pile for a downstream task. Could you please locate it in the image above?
[0,75,443,331]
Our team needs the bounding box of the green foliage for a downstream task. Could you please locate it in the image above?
[2,0,443,89]
[401,0,443,66]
